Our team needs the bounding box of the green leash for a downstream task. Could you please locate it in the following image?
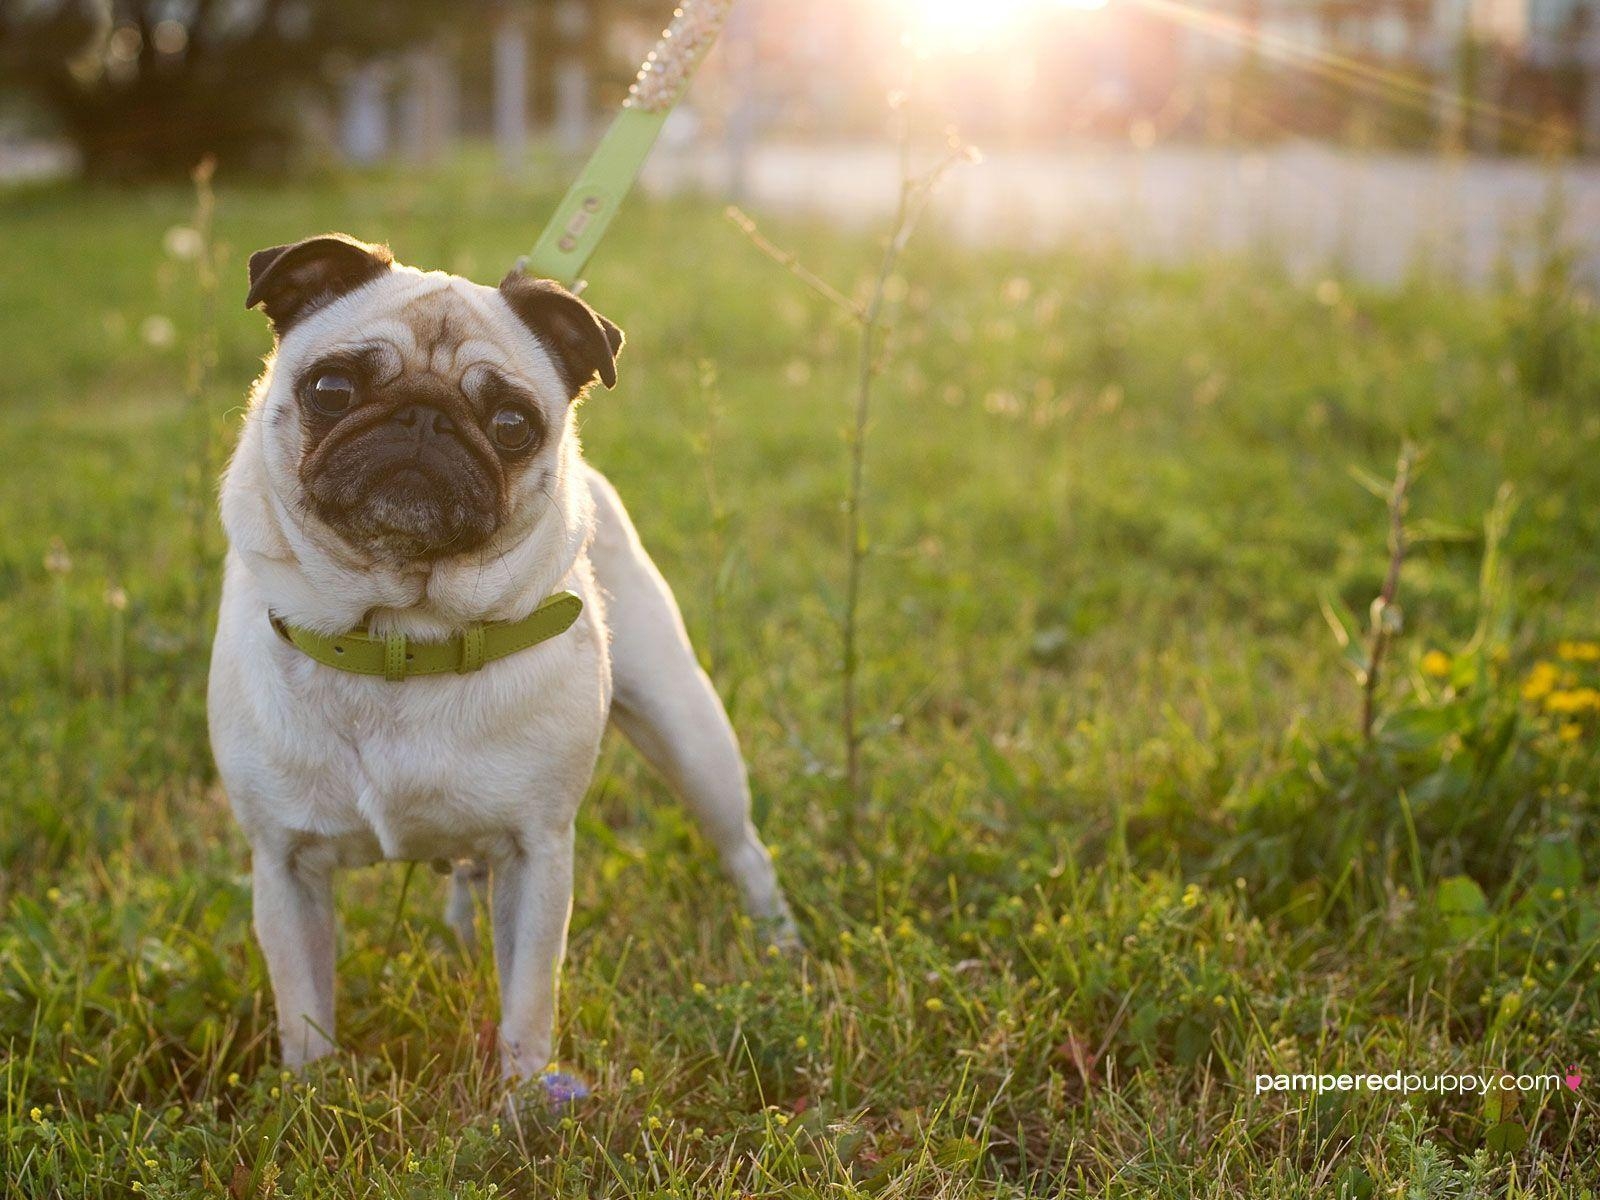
[522,0,736,288]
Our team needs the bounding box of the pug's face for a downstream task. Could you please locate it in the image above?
[246,234,622,563]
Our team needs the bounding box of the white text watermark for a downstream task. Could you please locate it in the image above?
[1254,1069,1580,1095]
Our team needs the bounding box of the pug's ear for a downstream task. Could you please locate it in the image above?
[246,234,394,332]
[498,272,624,398]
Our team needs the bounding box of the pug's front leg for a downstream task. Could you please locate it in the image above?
[491,823,576,1086]
[251,839,338,1067]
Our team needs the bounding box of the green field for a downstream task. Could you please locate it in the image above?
[3,160,1600,1197]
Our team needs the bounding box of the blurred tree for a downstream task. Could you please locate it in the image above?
[0,0,453,177]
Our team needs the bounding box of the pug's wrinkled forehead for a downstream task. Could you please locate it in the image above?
[246,233,623,406]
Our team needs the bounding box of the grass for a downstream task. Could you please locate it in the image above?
[2,154,1600,1197]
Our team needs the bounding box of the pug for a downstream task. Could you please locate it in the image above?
[208,234,795,1093]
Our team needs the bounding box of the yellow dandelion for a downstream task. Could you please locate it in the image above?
[1523,662,1559,701]
[1557,640,1600,662]
[924,997,945,1013]
[1421,649,1452,678]
[1560,723,1585,742]
[1546,688,1600,715]
[794,1035,808,1050]
[692,981,708,996]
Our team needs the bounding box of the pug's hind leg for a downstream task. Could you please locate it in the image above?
[445,859,489,954]
[586,469,797,946]
[608,685,796,945]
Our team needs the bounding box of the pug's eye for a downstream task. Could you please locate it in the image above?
[490,405,536,451]
[310,371,356,416]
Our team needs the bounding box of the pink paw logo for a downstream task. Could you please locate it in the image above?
[1565,1064,1583,1091]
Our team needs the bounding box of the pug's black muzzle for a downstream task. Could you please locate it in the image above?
[302,404,503,560]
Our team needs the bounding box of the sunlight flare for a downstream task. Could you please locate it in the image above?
[898,0,1108,51]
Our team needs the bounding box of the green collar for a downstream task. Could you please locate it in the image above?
[270,591,583,682]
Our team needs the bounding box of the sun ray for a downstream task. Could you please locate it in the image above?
[1131,0,1554,137]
